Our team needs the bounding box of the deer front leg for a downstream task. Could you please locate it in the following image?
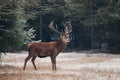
[51,57,56,71]
[31,57,37,70]
[23,55,31,70]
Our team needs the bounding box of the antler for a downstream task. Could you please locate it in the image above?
[49,21,62,34]
[49,21,72,35]
[63,21,72,34]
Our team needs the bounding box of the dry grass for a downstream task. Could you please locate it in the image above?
[0,52,120,80]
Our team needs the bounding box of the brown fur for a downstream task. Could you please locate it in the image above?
[23,39,67,71]
[23,21,72,71]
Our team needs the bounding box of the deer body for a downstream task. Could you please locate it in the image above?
[29,40,67,58]
[23,21,72,71]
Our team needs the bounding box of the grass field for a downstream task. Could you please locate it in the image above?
[0,51,120,80]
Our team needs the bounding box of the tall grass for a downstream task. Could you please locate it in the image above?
[0,52,120,80]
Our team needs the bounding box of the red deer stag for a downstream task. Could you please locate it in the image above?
[23,21,72,71]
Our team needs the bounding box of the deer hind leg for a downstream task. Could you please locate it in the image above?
[31,56,37,70]
[23,55,31,70]
[51,57,56,71]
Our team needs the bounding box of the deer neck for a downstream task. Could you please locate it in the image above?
[56,39,68,53]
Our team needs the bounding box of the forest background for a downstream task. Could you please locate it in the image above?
[0,0,120,54]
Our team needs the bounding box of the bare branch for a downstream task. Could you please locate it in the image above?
[0,0,13,9]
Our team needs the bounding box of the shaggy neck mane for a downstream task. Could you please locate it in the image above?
[56,39,67,53]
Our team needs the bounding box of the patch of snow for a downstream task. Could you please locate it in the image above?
[1,62,23,67]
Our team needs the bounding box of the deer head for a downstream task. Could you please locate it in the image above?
[49,21,72,43]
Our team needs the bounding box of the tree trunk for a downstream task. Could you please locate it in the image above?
[40,15,42,41]
[91,26,94,49]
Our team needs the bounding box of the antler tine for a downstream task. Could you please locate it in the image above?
[49,21,62,34]
[68,21,72,33]
[63,21,72,34]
